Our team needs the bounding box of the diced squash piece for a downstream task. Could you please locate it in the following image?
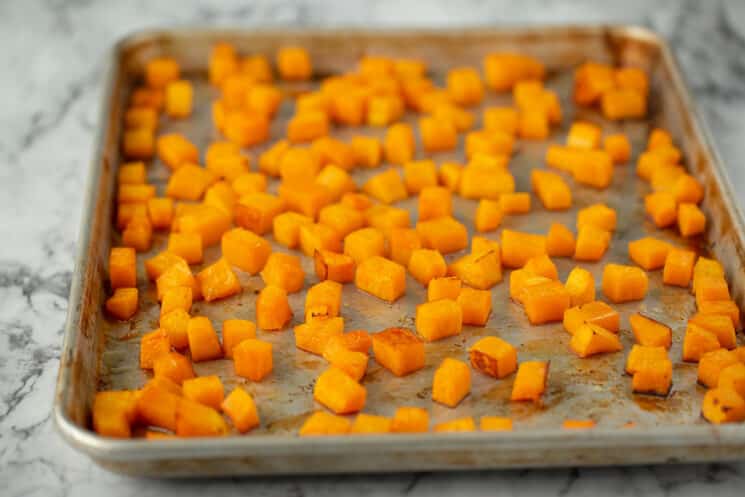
[418,186,452,221]
[298,223,342,257]
[719,363,745,399]
[175,398,228,437]
[235,192,285,235]
[523,254,558,280]
[329,330,372,355]
[434,417,476,433]
[428,276,462,302]
[299,411,351,436]
[509,269,550,303]
[415,299,462,342]
[314,249,355,283]
[221,319,256,359]
[567,121,601,149]
[469,336,517,379]
[432,358,471,408]
[118,161,146,184]
[92,391,138,438]
[351,136,382,168]
[122,128,154,160]
[689,313,736,350]
[628,237,671,270]
[319,203,364,238]
[146,57,180,88]
[295,317,345,355]
[140,329,171,370]
[625,345,668,375]
[563,301,620,335]
[148,197,174,229]
[408,249,447,286]
[682,324,721,362]
[278,182,331,220]
[694,276,730,308]
[403,160,438,195]
[563,419,597,430]
[222,387,260,433]
[233,338,273,381]
[662,248,696,288]
[481,417,513,432]
[315,165,356,201]
[260,253,305,293]
[323,337,368,381]
[166,164,214,201]
[365,204,411,236]
[136,382,180,432]
[644,192,677,228]
[697,300,741,330]
[277,46,312,80]
[510,361,549,402]
[531,170,572,211]
[471,236,500,254]
[570,323,623,358]
[475,199,503,232]
[389,228,422,267]
[447,67,483,106]
[483,106,518,135]
[196,258,241,302]
[459,163,515,200]
[159,309,190,349]
[232,173,267,196]
[522,280,571,325]
[287,111,329,143]
[122,215,153,252]
[372,327,425,377]
[391,407,429,433]
[629,313,672,349]
[256,285,292,331]
[572,150,613,189]
[577,203,616,232]
[564,266,595,306]
[182,375,224,410]
[602,264,648,303]
[272,210,314,250]
[165,80,192,118]
[483,53,545,92]
[160,286,192,317]
[500,192,531,215]
[501,229,546,268]
[546,223,576,257]
[603,134,632,164]
[439,162,463,192]
[341,192,373,212]
[167,232,203,265]
[384,123,416,166]
[449,250,502,290]
[601,88,647,120]
[698,349,740,388]
[344,227,386,265]
[355,256,406,303]
[363,168,408,204]
[186,316,222,362]
[155,259,198,301]
[420,116,457,153]
[314,367,366,414]
[702,387,745,424]
[105,288,139,321]
[305,280,343,321]
[221,227,271,275]
[416,217,468,255]
[350,414,392,434]
[457,287,492,326]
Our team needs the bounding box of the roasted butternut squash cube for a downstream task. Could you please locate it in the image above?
[220,227,271,275]
[500,192,531,215]
[465,129,514,159]
[484,106,519,135]
[165,80,193,118]
[457,287,492,326]
[167,232,202,265]
[480,416,513,432]
[469,336,517,379]
[719,363,745,398]
[372,327,425,377]
[92,390,138,438]
[323,337,368,381]
[318,203,364,238]
[418,186,452,222]
[446,67,483,106]
[682,324,721,362]
[689,313,736,350]
[118,161,146,185]
[343,227,385,265]
[256,285,292,331]
[510,270,551,303]
[439,162,463,192]
[235,192,285,235]
[155,258,199,301]
[367,95,404,127]
[602,264,648,303]
[186,316,222,362]
[415,299,462,342]
[305,280,343,321]
[351,135,383,168]
[299,411,351,436]
[570,323,623,358]
[196,258,241,302]
[140,328,171,370]
[221,319,256,358]
[697,300,741,330]
[116,203,146,230]
[256,252,304,293]
[408,249,447,286]
[350,414,392,434]
[403,160,438,195]
[601,88,646,120]
[388,228,421,267]
[434,417,476,433]
[391,406,429,433]
[662,248,696,287]
[416,217,468,254]
[419,116,457,153]
[628,237,671,270]
[277,46,312,81]
[518,108,549,140]
[644,191,677,228]
[384,123,416,165]
[573,225,610,261]
[603,133,632,164]
[233,338,273,381]
[500,229,547,268]
[698,349,740,388]
[355,256,406,303]
[511,361,549,402]
[278,183,331,220]
[625,344,668,375]
[523,254,558,280]
[109,247,137,289]
[432,358,471,408]
[314,249,355,283]
[222,387,260,433]
[363,168,408,204]
[677,203,706,237]
[449,250,502,290]
[567,121,601,149]
[105,287,139,321]
[564,266,595,306]
[475,199,503,232]
[459,163,515,200]
[571,150,613,189]
[146,57,180,89]
[175,398,228,437]
[472,235,502,254]
[546,223,576,257]
[147,197,174,230]
[702,387,745,424]
[182,375,224,410]
[157,133,198,170]
[165,164,215,201]
[629,313,672,349]
[427,276,462,302]
[577,203,617,232]
[160,286,192,317]
[341,193,373,212]
[365,204,411,237]
[313,367,366,414]
[287,110,329,143]
[294,316,345,355]
[136,382,180,432]
[522,280,570,325]
[315,165,356,201]
[232,172,268,196]
[159,309,190,349]
[298,223,342,257]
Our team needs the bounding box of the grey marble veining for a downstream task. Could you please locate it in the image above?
[2,0,745,495]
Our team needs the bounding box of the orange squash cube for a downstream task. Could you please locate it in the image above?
[698,300,741,330]
[483,53,545,92]
[416,216,468,254]
[116,203,147,230]
[459,163,515,200]
[287,111,329,143]
[446,67,483,106]
[678,203,706,237]
[564,266,595,306]
[627,313,672,349]
[573,225,611,261]
[682,324,721,362]
[258,139,290,177]
[572,150,613,189]
[388,227,421,267]
[418,186,452,221]
[403,160,438,195]
[546,223,576,257]
[323,337,368,381]
[165,80,192,118]
[105,288,139,321]
[628,237,672,270]
[175,399,228,437]
[136,382,180,432]
[570,323,623,358]
[256,285,293,331]
[367,95,404,127]
[509,269,552,303]
[315,165,356,201]
[140,328,171,370]
[223,111,270,148]
[182,375,224,410]
[295,316,345,355]
[602,264,648,303]
[221,319,256,359]
[118,183,156,204]
[159,309,191,349]
[427,276,462,302]
[415,299,462,342]
[601,88,646,120]
[278,147,322,183]
[122,128,155,160]
[341,193,373,212]
[625,344,668,376]
[233,338,273,381]
[355,256,406,303]
[702,387,745,424]
[500,192,531,215]
[245,84,282,117]
[122,214,153,252]
[222,387,260,433]
[449,249,502,290]
[344,227,385,265]
[232,172,268,196]
[689,313,736,350]
[160,286,192,317]
[351,135,383,168]
[234,192,285,235]
[314,249,356,283]
[419,116,457,153]
[299,411,351,436]
[577,203,617,232]
[391,406,429,433]
[314,367,366,414]
[439,162,463,192]
[157,133,199,170]
[475,199,503,232]
[673,174,704,204]
[372,327,425,377]
[469,336,518,379]
[365,204,411,237]
[363,168,408,204]
[305,280,343,320]
[408,249,447,286]
[92,390,138,438]
[118,161,146,185]
[523,254,558,280]
[480,417,513,432]
[277,46,312,81]
[196,258,241,302]
[318,203,364,238]
[698,349,740,388]
[147,197,174,230]
[384,123,416,165]
[109,247,137,289]
[350,414,392,434]
[259,252,304,293]
[644,192,677,228]
[694,276,731,308]
[167,232,202,264]
[186,316,222,362]
[434,417,476,433]
[567,121,601,149]
[457,287,492,326]
[719,363,745,398]
[603,133,632,164]
[563,300,620,335]
[518,108,549,140]
[500,229,546,268]
[146,57,179,89]
[220,227,271,275]
[474,235,503,253]
[298,223,342,257]
[155,258,199,301]
[522,280,571,325]
[432,358,471,408]
[465,129,514,159]
[510,361,549,402]
[484,106,519,135]
[662,248,696,287]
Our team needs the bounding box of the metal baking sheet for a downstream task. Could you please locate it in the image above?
[54,26,745,476]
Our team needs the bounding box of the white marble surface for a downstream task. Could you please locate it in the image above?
[2,0,745,495]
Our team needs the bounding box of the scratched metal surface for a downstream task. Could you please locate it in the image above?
[54,27,745,476]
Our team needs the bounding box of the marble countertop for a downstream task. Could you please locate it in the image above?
[2,0,745,495]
